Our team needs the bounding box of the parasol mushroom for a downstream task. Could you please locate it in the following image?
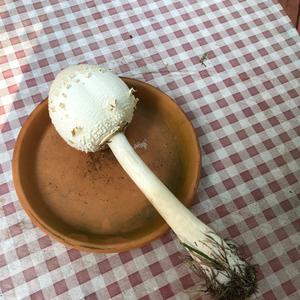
[49,64,257,300]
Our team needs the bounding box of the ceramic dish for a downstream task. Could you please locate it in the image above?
[12,78,201,253]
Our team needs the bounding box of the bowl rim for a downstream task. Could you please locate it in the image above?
[12,77,201,253]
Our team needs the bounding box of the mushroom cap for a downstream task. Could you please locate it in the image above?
[49,64,137,152]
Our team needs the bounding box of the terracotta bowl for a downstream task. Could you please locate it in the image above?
[13,78,201,253]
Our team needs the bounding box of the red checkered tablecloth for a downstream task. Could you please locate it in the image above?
[1,0,300,299]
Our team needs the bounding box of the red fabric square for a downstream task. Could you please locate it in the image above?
[280,199,293,212]
[55,53,65,62]
[262,290,276,300]
[44,72,55,82]
[253,66,263,75]
[149,262,163,276]
[248,86,259,95]
[285,173,297,185]
[76,270,90,284]
[67,249,81,261]
[213,160,225,171]
[282,280,296,296]
[46,257,59,271]
[245,216,258,229]
[8,84,18,93]
[287,248,300,263]
[202,143,214,154]
[263,208,276,220]
[236,129,248,140]
[229,58,240,67]
[239,72,249,81]
[252,123,264,133]
[3,202,16,216]
[160,284,174,299]
[227,224,240,237]
[290,149,300,160]
[283,110,295,120]
[180,274,194,289]
[205,186,218,197]
[226,28,236,35]
[128,272,142,287]
[230,153,242,164]
[216,205,229,217]
[84,293,97,300]
[267,116,280,126]
[240,170,252,182]
[226,113,238,124]
[199,69,209,78]
[278,132,290,143]
[183,75,193,84]
[175,61,185,70]
[251,188,264,201]
[0,277,14,293]
[98,259,112,274]
[182,43,192,52]
[107,282,121,297]
[215,64,225,73]
[244,53,254,62]
[23,267,37,282]
[234,197,246,209]
[26,79,37,88]
[258,101,269,111]
[119,252,133,264]
[257,162,270,174]
[71,5,80,12]
[54,280,68,295]
[16,244,30,259]
[221,45,230,54]
[3,69,13,78]
[191,90,202,99]
[219,136,231,147]
[21,64,32,73]
[274,228,288,241]
[268,61,278,70]
[200,104,212,114]
[30,291,45,300]
[139,296,150,300]
[268,181,281,193]
[269,258,283,272]
[169,252,181,267]
[258,48,268,56]
[273,95,284,104]
[223,78,234,87]
[38,236,52,249]
[6,139,15,150]
[257,236,270,250]
[208,83,218,93]
[223,178,235,190]
[9,223,22,237]
[242,107,254,117]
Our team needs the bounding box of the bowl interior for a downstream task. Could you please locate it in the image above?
[13,78,201,252]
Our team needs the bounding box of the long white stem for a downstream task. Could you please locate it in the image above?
[109,132,243,279]
[109,132,211,243]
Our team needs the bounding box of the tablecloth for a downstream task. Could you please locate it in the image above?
[0,0,299,299]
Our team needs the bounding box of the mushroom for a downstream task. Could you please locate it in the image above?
[49,65,257,300]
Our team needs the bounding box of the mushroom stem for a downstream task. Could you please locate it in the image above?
[109,132,257,299]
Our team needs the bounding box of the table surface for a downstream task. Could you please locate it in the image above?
[0,1,299,299]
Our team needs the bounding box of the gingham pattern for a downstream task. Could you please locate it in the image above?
[0,0,299,299]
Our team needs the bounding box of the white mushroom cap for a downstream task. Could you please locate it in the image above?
[49,65,138,152]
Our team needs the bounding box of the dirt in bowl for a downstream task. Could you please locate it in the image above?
[33,99,183,236]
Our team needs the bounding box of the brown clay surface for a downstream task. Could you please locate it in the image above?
[13,78,201,252]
